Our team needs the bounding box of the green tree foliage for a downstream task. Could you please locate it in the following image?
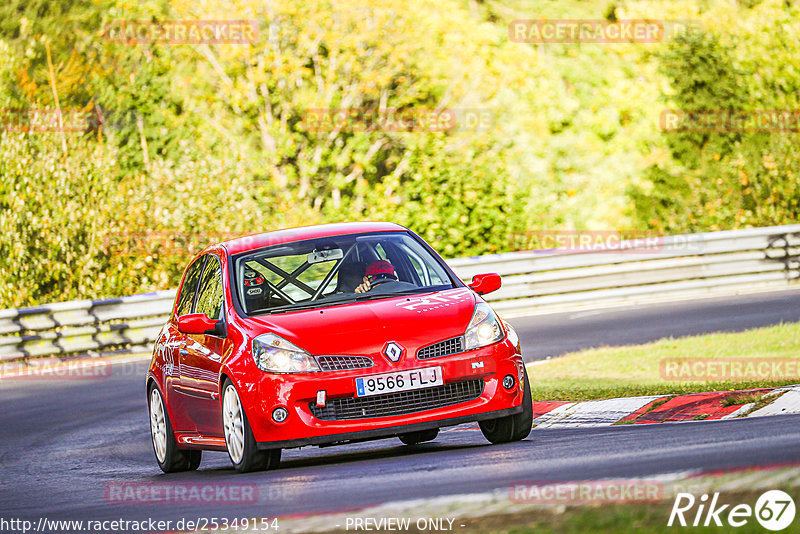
[0,133,118,306]
[630,2,800,232]
[1,0,799,308]
[630,30,749,230]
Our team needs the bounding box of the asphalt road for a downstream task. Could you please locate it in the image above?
[514,289,800,360]
[2,290,800,529]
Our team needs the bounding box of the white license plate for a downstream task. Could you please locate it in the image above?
[355,366,443,397]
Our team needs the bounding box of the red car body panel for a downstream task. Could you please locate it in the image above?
[147,223,525,452]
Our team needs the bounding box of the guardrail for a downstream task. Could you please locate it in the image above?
[2,224,798,365]
[0,291,177,365]
[450,224,800,315]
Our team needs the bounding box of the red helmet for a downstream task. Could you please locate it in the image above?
[243,269,265,286]
[365,260,395,280]
[243,268,266,297]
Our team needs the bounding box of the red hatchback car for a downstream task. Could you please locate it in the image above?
[147,222,532,473]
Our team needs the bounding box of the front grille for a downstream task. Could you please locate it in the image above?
[316,355,374,371]
[417,336,464,360]
[309,379,484,420]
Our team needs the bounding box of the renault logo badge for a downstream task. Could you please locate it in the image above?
[383,342,404,363]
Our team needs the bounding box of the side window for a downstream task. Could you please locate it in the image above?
[406,251,428,285]
[175,257,206,317]
[402,244,446,286]
[195,256,224,321]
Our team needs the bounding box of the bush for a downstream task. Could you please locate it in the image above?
[631,9,800,233]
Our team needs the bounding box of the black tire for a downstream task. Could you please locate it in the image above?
[222,379,281,473]
[186,449,202,470]
[511,367,534,441]
[148,382,202,473]
[399,428,439,445]
[479,367,533,444]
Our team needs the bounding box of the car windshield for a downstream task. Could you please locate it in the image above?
[233,232,456,315]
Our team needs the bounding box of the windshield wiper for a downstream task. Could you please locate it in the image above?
[263,299,347,315]
[262,288,440,313]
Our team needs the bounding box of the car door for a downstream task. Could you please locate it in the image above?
[179,253,228,436]
[166,255,207,433]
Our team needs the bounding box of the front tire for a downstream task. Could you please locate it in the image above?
[222,380,281,473]
[148,383,202,473]
[479,367,533,444]
[399,428,439,445]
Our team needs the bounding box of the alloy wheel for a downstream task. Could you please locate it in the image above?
[223,384,246,464]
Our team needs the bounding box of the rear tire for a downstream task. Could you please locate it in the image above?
[222,380,281,473]
[148,383,202,473]
[399,428,439,445]
[186,450,202,470]
[479,367,533,444]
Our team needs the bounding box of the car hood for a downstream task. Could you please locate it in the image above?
[243,288,477,356]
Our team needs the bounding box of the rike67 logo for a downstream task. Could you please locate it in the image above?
[668,490,796,531]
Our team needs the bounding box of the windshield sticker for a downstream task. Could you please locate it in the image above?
[395,289,472,312]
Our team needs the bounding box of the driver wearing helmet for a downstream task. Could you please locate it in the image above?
[354,259,416,294]
[242,268,269,312]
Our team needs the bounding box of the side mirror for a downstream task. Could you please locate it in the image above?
[468,273,501,296]
[177,313,225,336]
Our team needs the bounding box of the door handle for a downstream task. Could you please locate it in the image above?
[179,348,188,356]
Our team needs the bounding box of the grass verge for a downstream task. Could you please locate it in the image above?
[526,322,800,401]
[318,487,800,534]
[720,391,766,407]
[454,488,800,534]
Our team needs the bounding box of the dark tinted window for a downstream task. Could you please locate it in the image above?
[195,256,224,321]
[175,257,206,317]
[234,232,454,315]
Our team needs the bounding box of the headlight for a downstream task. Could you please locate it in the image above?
[503,320,519,348]
[252,333,321,373]
[465,302,504,350]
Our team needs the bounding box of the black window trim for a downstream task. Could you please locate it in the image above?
[174,255,208,320]
[174,252,228,339]
[194,253,228,338]
[226,229,465,318]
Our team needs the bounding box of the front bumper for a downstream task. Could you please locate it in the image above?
[240,338,526,448]
[255,405,523,449]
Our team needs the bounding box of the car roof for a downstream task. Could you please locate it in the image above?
[219,221,408,255]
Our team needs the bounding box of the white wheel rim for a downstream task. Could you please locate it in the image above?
[223,384,245,464]
[150,388,168,463]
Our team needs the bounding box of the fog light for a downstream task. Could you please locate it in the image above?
[502,374,516,390]
[272,407,288,423]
